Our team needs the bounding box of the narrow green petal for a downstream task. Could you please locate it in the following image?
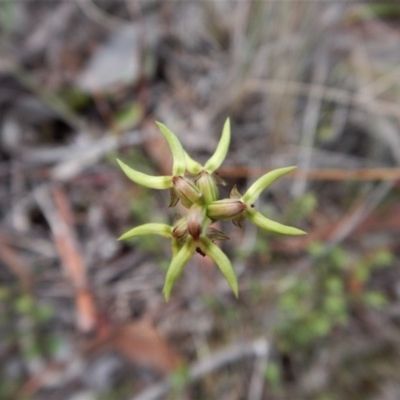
[204,118,231,173]
[241,166,296,205]
[155,122,186,176]
[244,209,306,235]
[117,158,172,189]
[185,151,203,175]
[163,239,194,301]
[201,237,238,298]
[171,238,183,258]
[118,223,172,241]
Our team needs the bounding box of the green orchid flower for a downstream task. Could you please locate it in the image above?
[184,118,231,175]
[117,122,185,189]
[163,235,238,302]
[117,119,307,301]
[118,223,173,241]
[241,166,306,235]
[118,216,235,301]
[185,118,231,204]
[117,122,203,208]
[207,166,306,235]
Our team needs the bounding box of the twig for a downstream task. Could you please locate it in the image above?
[76,0,129,30]
[292,50,329,197]
[3,130,143,228]
[247,340,270,400]
[132,338,269,400]
[51,130,143,181]
[352,34,400,165]
[11,66,85,131]
[0,231,33,291]
[246,78,400,123]
[218,166,400,181]
[35,186,98,333]
[326,181,393,246]
[26,2,76,54]
[359,65,400,97]
[35,187,86,288]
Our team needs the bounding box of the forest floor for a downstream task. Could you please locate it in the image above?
[1,1,400,400]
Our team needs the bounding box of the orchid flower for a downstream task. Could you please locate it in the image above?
[207,166,306,235]
[117,122,202,208]
[117,119,306,301]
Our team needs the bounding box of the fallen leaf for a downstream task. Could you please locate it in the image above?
[86,318,182,374]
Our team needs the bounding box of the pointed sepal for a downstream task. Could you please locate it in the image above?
[232,214,246,228]
[163,239,194,301]
[155,122,186,176]
[184,151,203,175]
[244,208,306,235]
[201,237,238,298]
[117,158,172,189]
[171,238,183,258]
[204,118,231,173]
[230,185,243,199]
[213,172,226,186]
[241,166,296,205]
[118,223,172,241]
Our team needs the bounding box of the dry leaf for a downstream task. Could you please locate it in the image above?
[86,318,182,374]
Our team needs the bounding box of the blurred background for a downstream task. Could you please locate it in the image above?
[1,1,400,399]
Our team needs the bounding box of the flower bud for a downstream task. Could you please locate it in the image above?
[169,188,179,207]
[172,176,203,208]
[172,215,188,241]
[207,199,246,220]
[195,171,219,204]
[187,204,207,240]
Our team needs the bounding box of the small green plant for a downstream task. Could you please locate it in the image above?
[265,361,283,396]
[117,119,305,300]
[275,245,392,351]
[0,288,58,399]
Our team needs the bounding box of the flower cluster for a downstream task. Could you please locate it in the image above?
[117,119,306,301]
